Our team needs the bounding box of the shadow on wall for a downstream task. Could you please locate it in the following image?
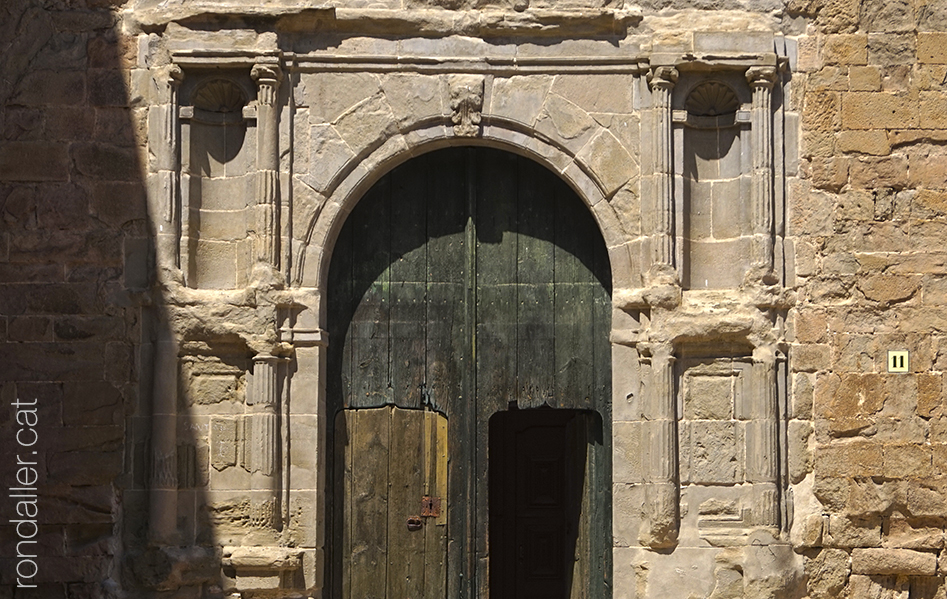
[0,0,214,596]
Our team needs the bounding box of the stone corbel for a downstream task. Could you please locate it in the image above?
[746,66,778,284]
[251,64,284,280]
[646,66,678,280]
[449,75,484,137]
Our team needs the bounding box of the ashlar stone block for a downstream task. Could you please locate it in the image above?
[549,73,633,115]
[852,548,938,576]
[684,374,733,420]
[381,73,444,129]
[300,71,382,123]
[489,75,551,127]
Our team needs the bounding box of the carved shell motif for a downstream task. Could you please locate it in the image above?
[685,82,739,117]
[192,79,246,113]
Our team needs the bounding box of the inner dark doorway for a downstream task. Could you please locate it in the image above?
[326,146,612,599]
[490,409,598,599]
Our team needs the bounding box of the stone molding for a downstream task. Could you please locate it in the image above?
[132,6,645,36]
[136,33,799,597]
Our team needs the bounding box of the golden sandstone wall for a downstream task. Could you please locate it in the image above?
[1,0,947,596]
[788,0,947,596]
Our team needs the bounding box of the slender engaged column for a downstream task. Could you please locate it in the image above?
[641,343,679,547]
[648,67,678,271]
[149,326,179,543]
[152,65,183,280]
[247,353,283,529]
[748,346,780,528]
[747,66,778,278]
[251,64,283,274]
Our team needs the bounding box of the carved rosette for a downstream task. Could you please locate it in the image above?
[449,75,484,137]
[647,67,679,272]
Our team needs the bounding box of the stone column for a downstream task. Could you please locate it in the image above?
[648,66,678,272]
[247,352,282,529]
[251,64,283,275]
[149,326,179,543]
[151,65,183,281]
[747,346,780,528]
[746,66,778,279]
[641,342,679,548]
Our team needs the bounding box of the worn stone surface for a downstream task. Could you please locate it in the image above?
[3,0,947,597]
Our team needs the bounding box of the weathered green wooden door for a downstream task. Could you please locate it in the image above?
[327,147,611,599]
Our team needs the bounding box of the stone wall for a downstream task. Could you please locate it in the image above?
[2,0,947,597]
[789,0,947,597]
[0,0,149,596]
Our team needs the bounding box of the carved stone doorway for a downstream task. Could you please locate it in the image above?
[326,146,612,599]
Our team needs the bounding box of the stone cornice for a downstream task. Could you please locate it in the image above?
[130,4,643,37]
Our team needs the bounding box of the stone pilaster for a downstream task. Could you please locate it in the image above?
[247,352,282,529]
[648,66,678,273]
[747,66,778,280]
[748,346,780,528]
[152,65,183,281]
[149,327,179,544]
[251,64,283,277]
[641,343,679,548]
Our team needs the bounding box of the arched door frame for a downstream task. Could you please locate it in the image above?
[302,123,630,598]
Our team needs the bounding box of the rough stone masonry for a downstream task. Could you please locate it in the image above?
[1,0,947,596]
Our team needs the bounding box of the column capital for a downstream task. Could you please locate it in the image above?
[746,65,778,89]
[252,64,283,107]
[252,351,283,366]
[648,66,679,91]
[251,64,283,86]
[168,64,184,85]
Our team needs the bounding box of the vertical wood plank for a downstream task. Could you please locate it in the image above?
[351,179,392,408]
[387,407,426,599]
[423,411,449,599]
[475,149,519,577]
[516,157,557,409]
[335,410,353,599]
[390,160,428,409]
[424,148,470,599]
[554,180,597,412]
[426,148,467,415]
[350,408,390,599]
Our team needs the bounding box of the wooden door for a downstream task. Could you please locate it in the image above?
[335,407,448,599]
[327,147,612,599]
[489,410,591,599]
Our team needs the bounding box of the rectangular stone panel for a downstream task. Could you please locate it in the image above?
[212,417,238,470]
[680,421,744,484]
[684,374,734,420]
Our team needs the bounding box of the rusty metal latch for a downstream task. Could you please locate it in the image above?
[406,516,423,532]
[421,495,441,517]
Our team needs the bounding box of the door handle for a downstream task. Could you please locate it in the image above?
[406,516,423,531]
